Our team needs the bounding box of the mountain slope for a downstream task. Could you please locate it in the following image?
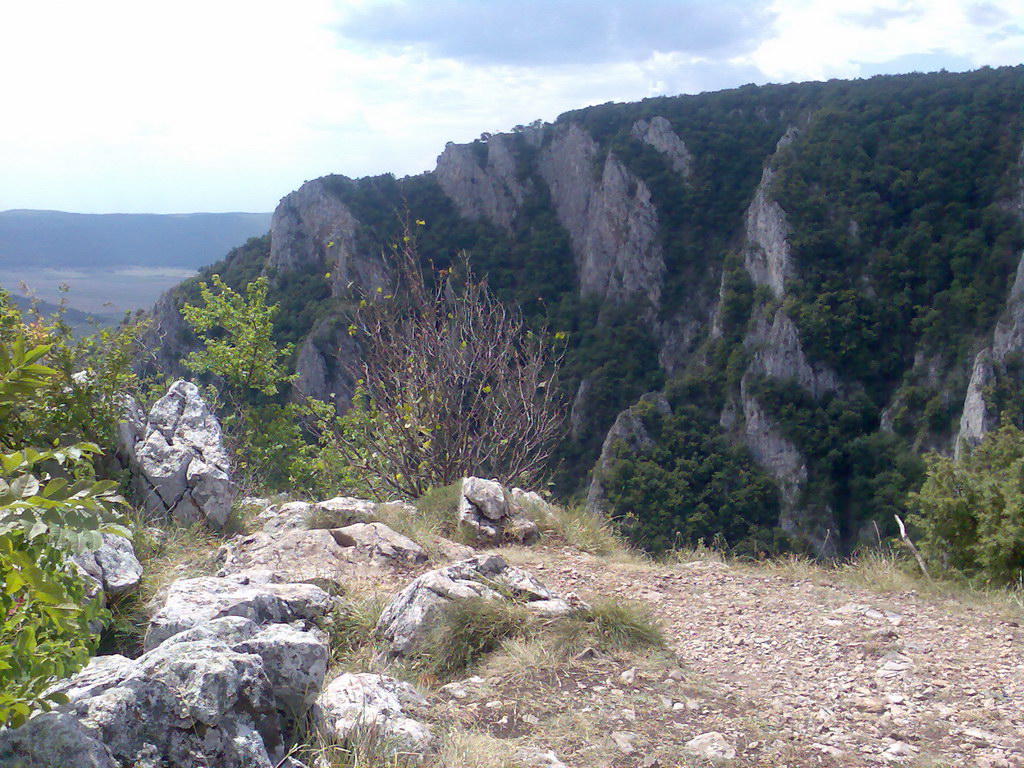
[149,65,1024,555]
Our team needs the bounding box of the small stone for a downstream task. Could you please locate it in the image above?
[685,732,736,761]
[619,667,637,685]
[611,731,638,754]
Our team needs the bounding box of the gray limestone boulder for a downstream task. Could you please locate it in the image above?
[314,673,433,759]
[72,533,143,597]
[145,571,334,651]
[375,555,581,658]
[8,613,330,767]
[458,477,540,545]
[331,522,427,565]
[119,380,237,530]
[0,711,118,768]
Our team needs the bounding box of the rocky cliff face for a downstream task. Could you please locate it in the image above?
[433,131,538,232]
[146,68,1024,556]
[953,148,1024,456]
[539,124,665,310]
[631,116,693,178]
[270,178,388,297]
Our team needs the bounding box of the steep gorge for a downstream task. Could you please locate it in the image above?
[149,66,1024,555]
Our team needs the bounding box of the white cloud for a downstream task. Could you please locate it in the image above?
[747,0,1024,81]
[0,0,1020,214]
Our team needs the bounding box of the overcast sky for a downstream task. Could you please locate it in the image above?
[2,0,1021,214]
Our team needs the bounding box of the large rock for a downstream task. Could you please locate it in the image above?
[119,380,237,530]
[72,533,143,597]
[314,673,433,758]
[145,571,334,651]
[458,477,540,545]
[331,522,427,565]
[0,711,119,768]
[216,520,425,589]
[2,637,296,768]
[375,555,581,658]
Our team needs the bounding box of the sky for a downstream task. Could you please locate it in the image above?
[1,0,1021,214]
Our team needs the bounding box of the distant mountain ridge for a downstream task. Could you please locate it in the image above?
[0,210,272,270]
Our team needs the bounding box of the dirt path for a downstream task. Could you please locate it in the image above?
[510,547,1024,767]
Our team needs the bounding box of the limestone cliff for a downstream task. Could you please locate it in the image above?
[270,178,388,297]
[630,117,693,179]
[539,124,665,309]
[585,393,671,517]
[434,131,538,232]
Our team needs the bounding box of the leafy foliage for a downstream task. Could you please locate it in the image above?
[600,392,784,555]
[179,273,309,492]
[181,274,295,396]
[0,326,128,727]
[909,425,1024,584]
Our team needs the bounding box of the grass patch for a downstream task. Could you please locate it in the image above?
[132,520,221,610]
[530,501,641,560]
[413,593,665,680]
[558,598,666,652]
[319,593,386,670]
[417,597,533,678]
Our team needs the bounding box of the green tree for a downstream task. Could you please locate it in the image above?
[180,274,307,491]
[908,425,1024,584]
[180,274,295,396]
[0,333,128,727]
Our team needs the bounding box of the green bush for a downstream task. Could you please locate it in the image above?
[0,330,129,727]
[909,425,1024,584]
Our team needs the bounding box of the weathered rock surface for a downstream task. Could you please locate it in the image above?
[435,133,536,232]
[1,624,327,768]
[314,673,433,758]
[145,571,334,651]
[742,162,796,299]
[331,522,427,565]
[740,378,838,555]
[744,307,840,399]
[73,533,143,597]
[631,116,693,178]
[119,380,236,530]
[540,123,665,309]
[269,177,388,298]
[956,348,998,459]
[376,555,581,658]
[458,477,540,545]
[685,731,736,760]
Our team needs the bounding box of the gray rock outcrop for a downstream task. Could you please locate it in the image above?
[145,571,334,652]
[2,608,330,768]
[631,116,693,178]
[435,133,536,232]
[119,380,237,530]
[314,673,433,759]
[331,522,428,565]
[269,178,388,298]
[458,477,540,545]
[375,555,581,658]
[744,307,840,399]
[956,349,998,459]
[540,123,665,309]
[72,533,143,597]
[742,165,795,299]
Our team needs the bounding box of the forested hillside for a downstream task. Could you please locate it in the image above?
[149,65,1024,557]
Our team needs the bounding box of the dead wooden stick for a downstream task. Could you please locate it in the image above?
[894,514,931,580]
